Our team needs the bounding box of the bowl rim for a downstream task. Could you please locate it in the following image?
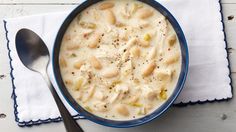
[52,0,189,128]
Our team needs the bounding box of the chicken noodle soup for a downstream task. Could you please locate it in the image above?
[59,0,181,120]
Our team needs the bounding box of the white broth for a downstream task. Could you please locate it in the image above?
[59,0,181,120]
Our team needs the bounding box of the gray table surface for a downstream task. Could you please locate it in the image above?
[0,0,236,132]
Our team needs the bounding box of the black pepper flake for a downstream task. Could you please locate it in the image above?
[0,113,6,119]
[124,28,127,30]
[168,48,171,51]
[123,49,127,52]
[125,58,130,62]
[228,15,234,20]
[71,72,75,75]
[102,33,104,36]
[133,116,136,118]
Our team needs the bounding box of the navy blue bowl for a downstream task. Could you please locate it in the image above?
[52,0,189,128]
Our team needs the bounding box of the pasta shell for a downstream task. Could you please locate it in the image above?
[99,2,114,10]
[106,10,116,25]
[167,34,177,46]
[73,60,84,69]
[115,104,130,116]
[165,53,180,65]
[103,67,119,78]
[142,62,156,77]
[88,33,101,48]
[89,56,102,70]
[137,8,153,19]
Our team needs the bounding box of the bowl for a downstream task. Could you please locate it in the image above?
[52,0,189,128]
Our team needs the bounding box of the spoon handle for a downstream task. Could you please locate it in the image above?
[42,71,84,132]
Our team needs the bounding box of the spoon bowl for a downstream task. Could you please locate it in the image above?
[16,29,49,73]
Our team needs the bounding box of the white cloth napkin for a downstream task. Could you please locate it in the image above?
[4,0,232,126]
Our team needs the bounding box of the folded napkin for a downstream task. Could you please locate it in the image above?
[3,0,232,126]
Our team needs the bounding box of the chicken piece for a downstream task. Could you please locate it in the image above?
[115,104,130,116]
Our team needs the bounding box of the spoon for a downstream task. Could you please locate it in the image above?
[15,28,84,132]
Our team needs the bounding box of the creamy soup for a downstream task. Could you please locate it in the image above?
[59,0,181,120]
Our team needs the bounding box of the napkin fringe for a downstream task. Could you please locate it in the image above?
[4,0,233,127]
[3,20,20,125]
[219,0,234,97]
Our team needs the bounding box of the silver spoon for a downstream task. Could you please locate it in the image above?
[15,28,84,132]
